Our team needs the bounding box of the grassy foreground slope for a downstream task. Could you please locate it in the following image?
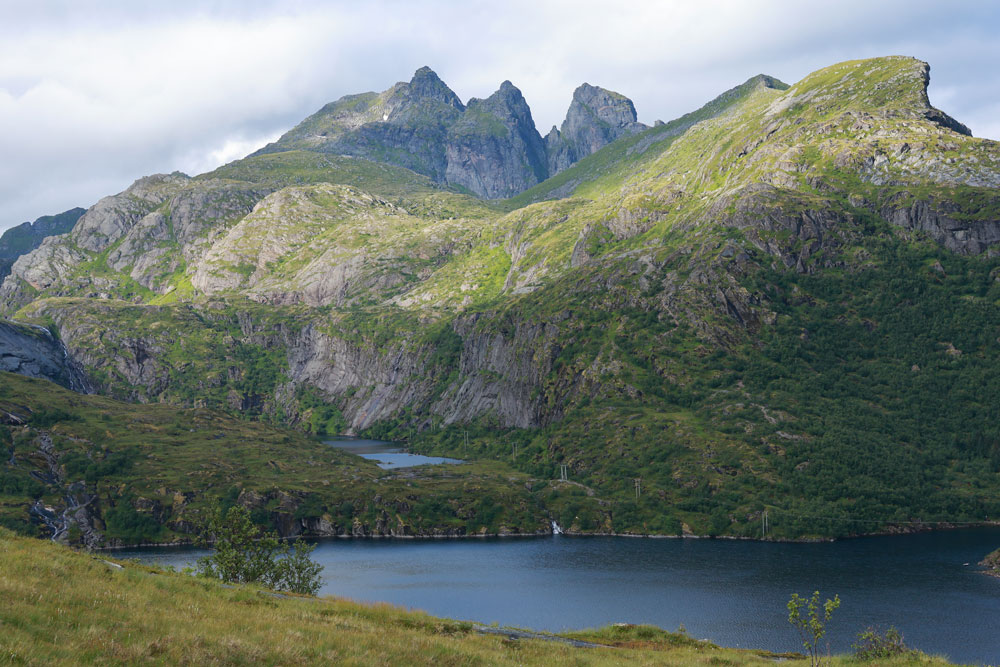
[0,529,952,666]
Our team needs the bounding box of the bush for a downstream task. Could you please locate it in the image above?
[852,626,911,660]
[196,505,323,595]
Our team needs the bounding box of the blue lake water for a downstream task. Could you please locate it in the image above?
[114,527,1000,664]
[323,438,463,469]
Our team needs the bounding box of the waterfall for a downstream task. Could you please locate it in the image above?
[551,520,563,535]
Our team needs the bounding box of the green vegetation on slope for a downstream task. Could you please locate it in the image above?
[0,372,556,545]
[400,217,1000,538]
[504,74,789,208]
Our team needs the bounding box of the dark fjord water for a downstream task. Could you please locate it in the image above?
[116,528,1000,664]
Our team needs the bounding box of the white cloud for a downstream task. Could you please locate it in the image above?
[1,0,998,229]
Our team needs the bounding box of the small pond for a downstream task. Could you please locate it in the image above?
[324,438,463,469]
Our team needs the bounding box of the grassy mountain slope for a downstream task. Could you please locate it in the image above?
[0,529,951,665]
[504,74,789,208]
[2,57,998,540]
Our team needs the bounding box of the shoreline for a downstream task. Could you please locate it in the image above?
[97,520,1000,551]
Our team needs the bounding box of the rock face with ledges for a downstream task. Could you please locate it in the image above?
[71,173,191,253]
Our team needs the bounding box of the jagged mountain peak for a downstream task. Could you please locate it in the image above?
[546,82,646,176]
[562,83,641,135]
[745,73,787,90]
[445,78,548,198]
[403,66,464,110]
[481,80,532,114]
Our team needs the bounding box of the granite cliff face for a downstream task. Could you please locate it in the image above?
[545,83,648,175]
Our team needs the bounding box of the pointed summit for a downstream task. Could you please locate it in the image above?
[547,83,647,175]
[406,66,464,110]
[444,79,548,198]
[569,83,640,130]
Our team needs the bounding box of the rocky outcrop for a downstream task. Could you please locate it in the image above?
[189,183,462,306]
[546,83,647,175]
[445,81,549,198]
[0,320,91,392]
[70,173,190,253]
[881,196,1000,255]
[982,547,1000,577]
[4,236,87,292]
[107,180,269,290]
[0,207,85,281]
[0,177,273,309]
[0,173,192,311]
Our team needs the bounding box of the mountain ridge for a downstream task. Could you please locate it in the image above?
[253,66,655,198]
[2,55,999,543]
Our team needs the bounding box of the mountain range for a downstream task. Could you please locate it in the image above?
[1,56,999,545]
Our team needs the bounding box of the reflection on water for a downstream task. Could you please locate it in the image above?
[324,438,463,469]
[115,527,1000,664]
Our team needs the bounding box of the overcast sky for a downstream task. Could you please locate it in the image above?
[2,0,999,231]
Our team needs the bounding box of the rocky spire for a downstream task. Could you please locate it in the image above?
[547,83,647,175]
[444,80,549,199]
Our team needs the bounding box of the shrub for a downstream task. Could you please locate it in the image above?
[196,505,323,595]
[30,408,81,427]
[852,626,911,659]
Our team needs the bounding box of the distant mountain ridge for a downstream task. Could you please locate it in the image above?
[254,67,649,198]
